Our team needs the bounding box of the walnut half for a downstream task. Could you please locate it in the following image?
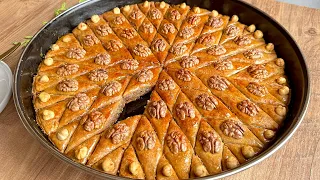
[199,131,221,153]
[195,93,218,111]
[102,81,122,96]
[88,69,108,82]
[83,111,105,131]
[176,68,192,82]
[175,102,196,120]
[136,130,156,151]
[67,93,90,112]
[66,48,86,59]
[106,123,130,144]
[246,82,267,97]
[220,120,244,139]
[158,79,175,91]
[237,100,259,116]
[151,39,166,52]
[148,100,167,119]
[208,75,230,91]
[57,79,79,92]
[137,69,153,82]
[247,64,268,79]
[166,131,187,154]
[56,64,79,76]
[180,56,199,68]
[133,44,152,57]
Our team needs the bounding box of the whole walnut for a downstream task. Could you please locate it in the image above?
[68,93,90,112]
[148,100,167,119]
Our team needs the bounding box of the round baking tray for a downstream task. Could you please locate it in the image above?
[13,0,310,179]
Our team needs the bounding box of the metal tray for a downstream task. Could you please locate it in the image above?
[13,0,310,179]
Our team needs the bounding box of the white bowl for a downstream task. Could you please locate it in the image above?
[0,61,12,113]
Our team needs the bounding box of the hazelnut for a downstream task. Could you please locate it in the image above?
[275,58,285,67]
[42,110,55,120]
[91,15,100,23]
[57,128,69,141]
[160,1,166,9]
[231,15,239,22]
[51,44,59,51]
[39,92,50,102]
[266,43,274,51]
[194,165,207,177]
[264,130,275,139]
[162,164,173,177]
[123,5,130,12]
[113,7,121,14]
[275,105,286,116]
[76,147,88,160]
[247,24,256,33]
[254,30,263,39]
[143,1,149,7]
[129,162,139,175]
[276,77,287,84]
[39,75,50,83]
[278,86,290,95]
[62,36,71,43]
[226,156,238,169]
[44,58,54,66]
[102,159,115,172]
[241,146,255,159]
[78,23,88,31]
[212,10,219,17]
[180,2,187,9]
[193,7,200,13]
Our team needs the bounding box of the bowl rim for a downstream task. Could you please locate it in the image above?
[13,0,310,179]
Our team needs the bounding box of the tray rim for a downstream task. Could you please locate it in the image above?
[13,0,310,179]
